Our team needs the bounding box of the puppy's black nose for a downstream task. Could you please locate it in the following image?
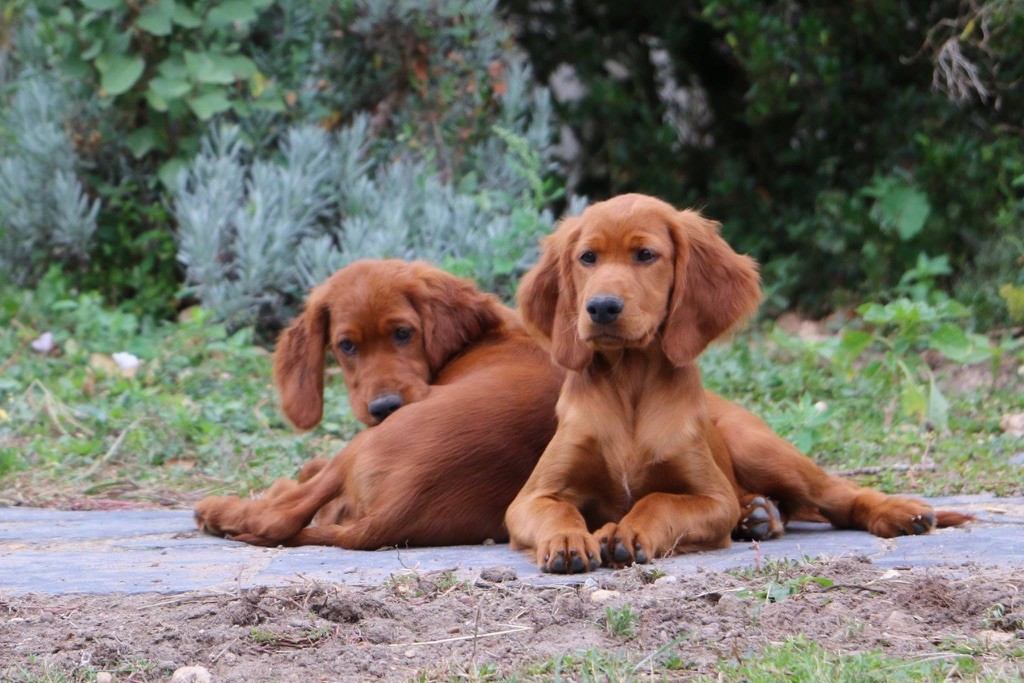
[368,394,403,422]
[586,295,624,325]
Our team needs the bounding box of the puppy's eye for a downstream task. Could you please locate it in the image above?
[393,327,413,344]
[579,250,597,265]
[338,339,357,355]
[635,247,657,263]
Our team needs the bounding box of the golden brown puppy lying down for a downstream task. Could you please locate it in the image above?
[506,194,970,573]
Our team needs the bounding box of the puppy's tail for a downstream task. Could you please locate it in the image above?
[935,510,974,528]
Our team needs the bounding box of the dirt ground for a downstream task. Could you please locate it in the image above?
[2,557,1023,682]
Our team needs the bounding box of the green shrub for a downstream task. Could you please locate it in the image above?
[33,0,281,184]
[1,0,564,322]
[173,77,565,330]
[503,0,1024,318]
[0,73,99,285]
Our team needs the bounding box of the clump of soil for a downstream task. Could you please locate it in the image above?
[2,558,1022,681]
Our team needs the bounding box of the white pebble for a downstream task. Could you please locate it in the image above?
[589,589,620,603]
[171,666,212,683]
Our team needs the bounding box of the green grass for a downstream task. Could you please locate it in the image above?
[3,655,157,683]
[713,636,977,682]
[0,277,359,504]
[412,636,1001,682]
[603,604,639,639]
[701,328,1024,497]
[0,276,1021,505]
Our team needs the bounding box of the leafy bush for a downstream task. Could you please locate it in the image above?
[0,72,99,285]
[34,0,281,184]
[0,0,565,323]
[503,0,1024,318]
[173,63,563,329]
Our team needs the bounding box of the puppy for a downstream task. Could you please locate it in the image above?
[194,260,564,547]
[506,194,969,573]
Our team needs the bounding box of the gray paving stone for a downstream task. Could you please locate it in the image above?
[1,495,1021,596]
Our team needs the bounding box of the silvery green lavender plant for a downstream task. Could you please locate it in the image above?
[175,62,577,329]
[0,69,99,285]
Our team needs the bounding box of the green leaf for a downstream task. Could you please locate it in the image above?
[900,382,927,423]
[171,3,202,27]
[81,39,105,60]
[95,54,145,96]
[205,0,267,27]
[135,1,173,35]
[148,75,192,100]
[871,185,931,240]
[226,55,257,78]
[80,0,122,10]
[187,91,232,120]
[145,89,168,112]
[835,330,872,369]
[766,582,792,603]
[857,302,892,324]
[927,378,949,432]
[158,158,187,189]
[184,51,236,84]
[929,324,992,364]
[125,127,165,158]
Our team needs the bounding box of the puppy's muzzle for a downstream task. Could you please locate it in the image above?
[585,295,624,325]
[368,393,403,422]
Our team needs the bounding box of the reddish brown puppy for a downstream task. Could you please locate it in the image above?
[506,194,969,573]
[194,260,564,548]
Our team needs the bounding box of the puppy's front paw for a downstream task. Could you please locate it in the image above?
[594,522,650,569]
[537,531,601,574]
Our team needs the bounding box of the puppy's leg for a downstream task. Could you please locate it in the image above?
[706,423,785,541]
[594,452,738,568]
[194,437,359,543]
[505,433,603,574]
[709,393,971,538]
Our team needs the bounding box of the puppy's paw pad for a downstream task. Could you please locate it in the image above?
[734,495,784,541]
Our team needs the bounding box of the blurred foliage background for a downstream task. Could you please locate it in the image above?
[0,0,1022,328]
[1,0,1022,506]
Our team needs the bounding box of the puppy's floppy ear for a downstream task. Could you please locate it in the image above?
[273,288,330,431]
[662,210,762,366]
[408,264,504,375]
[518,218,593,371]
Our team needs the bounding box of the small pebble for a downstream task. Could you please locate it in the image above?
[96,673,113,683]
[654,575,678,586]
[589,589,620,603]
[170,666,212,683]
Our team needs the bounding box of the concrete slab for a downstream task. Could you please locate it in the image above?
[1,495,1022,596]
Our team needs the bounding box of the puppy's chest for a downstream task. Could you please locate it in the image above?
[587,398,695,506]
